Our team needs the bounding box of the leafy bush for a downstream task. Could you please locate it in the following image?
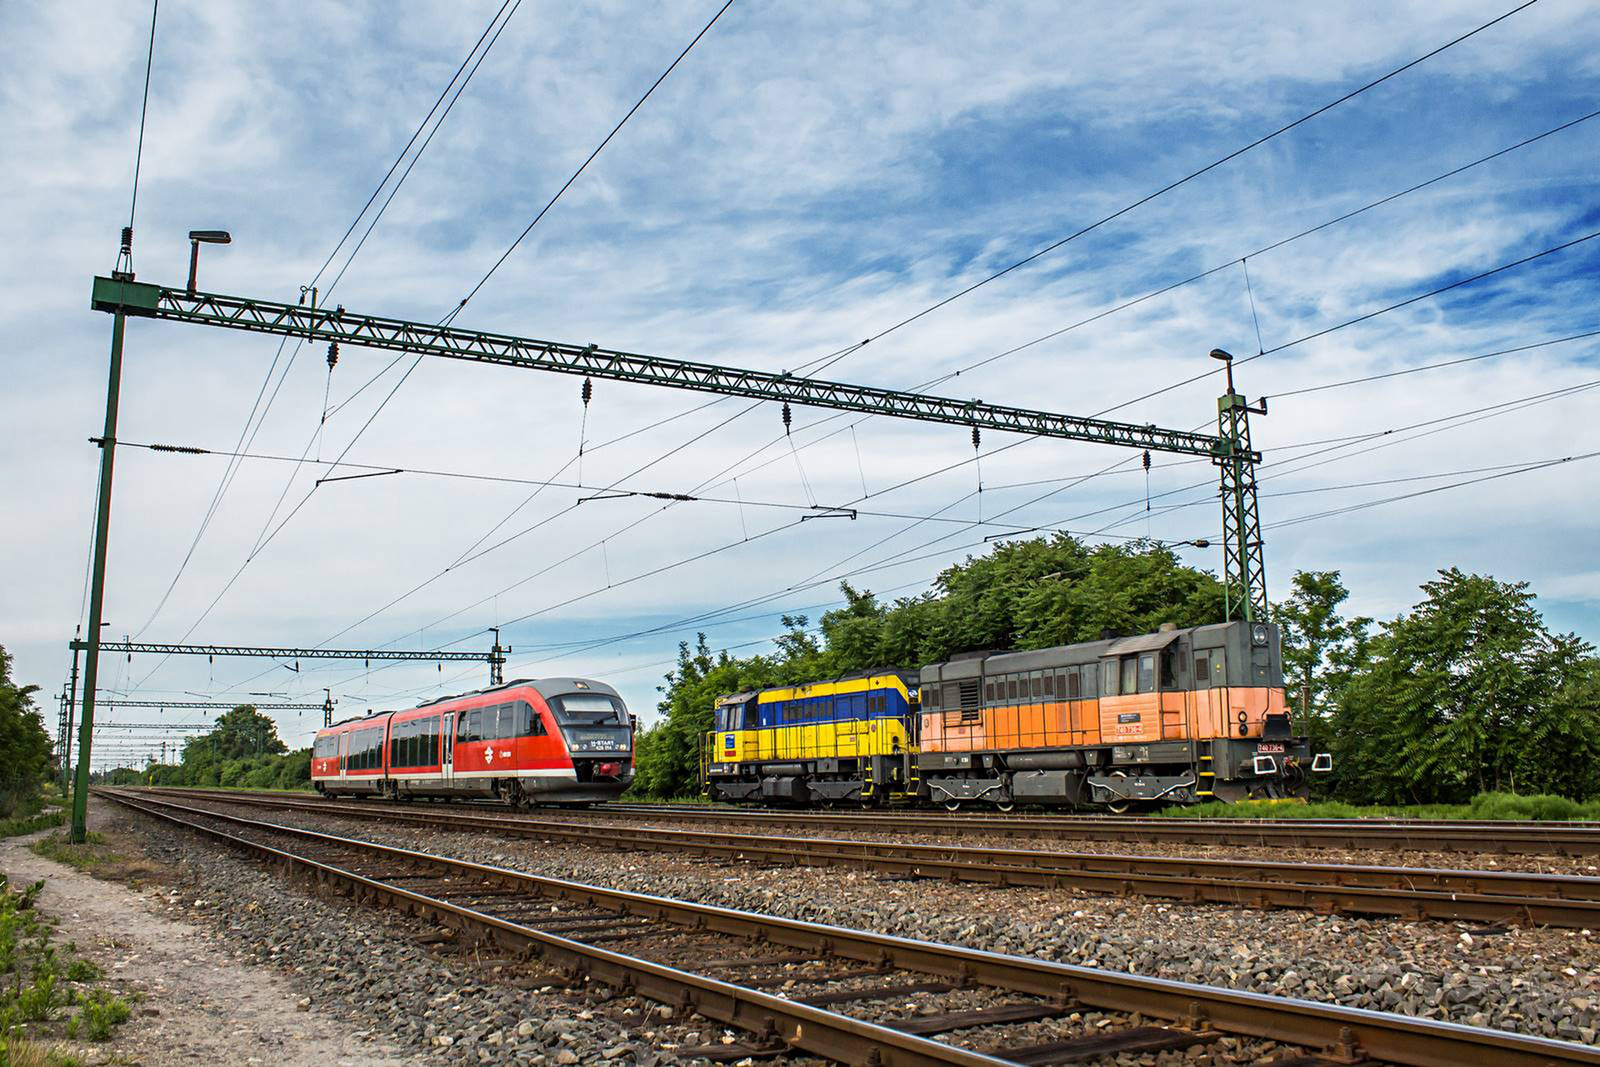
[69,991,129,1041]
[0,646,53,818]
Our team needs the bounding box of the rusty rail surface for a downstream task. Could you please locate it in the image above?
[103,789,1600,1067]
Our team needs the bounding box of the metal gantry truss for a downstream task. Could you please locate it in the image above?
[74,638,505,676]
[92,278,1233,458]
[79,699,328,711]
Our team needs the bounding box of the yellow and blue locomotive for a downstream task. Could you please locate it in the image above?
[703,670,918,804]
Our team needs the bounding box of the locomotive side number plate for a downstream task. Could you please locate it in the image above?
[1256,742,1286,754]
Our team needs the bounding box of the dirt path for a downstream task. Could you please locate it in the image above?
[0,829,418,1067]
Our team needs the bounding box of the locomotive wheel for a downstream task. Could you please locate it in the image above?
[943,799,963,812]
[994,799,1015,813]
[1104,770,1131,814]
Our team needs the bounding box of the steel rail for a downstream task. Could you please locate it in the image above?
[101,790,1005,1066]
[133,788,1600,927]
[608,801,1600,832]
[102,790,1600,1067]
[588,803,1600,856]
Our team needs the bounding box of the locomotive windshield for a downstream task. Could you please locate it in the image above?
[549,693,628,725]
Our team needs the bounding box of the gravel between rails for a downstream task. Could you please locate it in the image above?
[96,802,817,1066]
[201,800,1600,1048]
[517,809,1600,877]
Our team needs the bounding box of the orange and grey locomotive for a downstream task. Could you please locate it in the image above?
[704,620,1329,811]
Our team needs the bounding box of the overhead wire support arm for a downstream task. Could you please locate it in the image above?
[89,278,1236,460]
[71,638,496,666]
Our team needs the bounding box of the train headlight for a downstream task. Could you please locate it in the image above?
[1250,623,1269,647]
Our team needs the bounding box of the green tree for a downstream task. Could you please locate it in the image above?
[0,645,53,816]
[1333,569,1600,803]
[1273,570,1371,740]
[631,636,782,799]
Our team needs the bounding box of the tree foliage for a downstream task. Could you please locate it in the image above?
[122,705,309,790]
[0,646,53,816]
[1273,570,1371,752]
[1332,569,1600,804]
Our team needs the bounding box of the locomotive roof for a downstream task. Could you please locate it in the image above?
[320,677,624,731]
[717,668,918,703]
[413,676,622,709]
[920,620,1271,678]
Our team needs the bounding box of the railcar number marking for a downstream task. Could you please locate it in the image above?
[1256,742,1286,754]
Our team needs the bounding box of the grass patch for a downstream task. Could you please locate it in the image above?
[0,811,66,840]
[1155,791,1600,821]
[27,835,124,877]
[0,875,127,1060]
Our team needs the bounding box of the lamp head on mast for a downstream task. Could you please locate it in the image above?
[186,229,232,294]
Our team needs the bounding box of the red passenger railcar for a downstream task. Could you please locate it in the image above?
[311,678,633,805]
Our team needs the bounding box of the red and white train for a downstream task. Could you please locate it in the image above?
[311,678,634,805]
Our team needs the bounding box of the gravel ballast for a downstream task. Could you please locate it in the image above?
[203,800,1600,1048]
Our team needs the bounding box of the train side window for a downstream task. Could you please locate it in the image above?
[457,712,474,744]
[1137,654,1156,694]
[522,702,544,737]
[496,703,514,740]
[1120,656,1138,696]
[1161,648,1179,689]
[1101,660,1117,697]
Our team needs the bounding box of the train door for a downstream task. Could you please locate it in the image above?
[339,732,349,782]
[441,713,456,789]
[1196,647,1227,738]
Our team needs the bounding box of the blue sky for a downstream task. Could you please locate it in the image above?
[2,1,1597,767]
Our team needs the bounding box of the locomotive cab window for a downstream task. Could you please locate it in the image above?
[1138,654,1155,694]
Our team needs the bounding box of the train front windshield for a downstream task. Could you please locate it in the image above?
[550,694,631,753]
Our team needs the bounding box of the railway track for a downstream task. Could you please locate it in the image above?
[591,802,1600,857]
[135,787,1600,928]
[100,789,1600,1067]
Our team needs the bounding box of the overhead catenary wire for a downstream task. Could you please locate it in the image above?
[251,3,1549,670]
[507,374,1600,671]
[131,0,523,639]
[187,4,1561,703]
[144,0,721,672]
[700,104,1600,510]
